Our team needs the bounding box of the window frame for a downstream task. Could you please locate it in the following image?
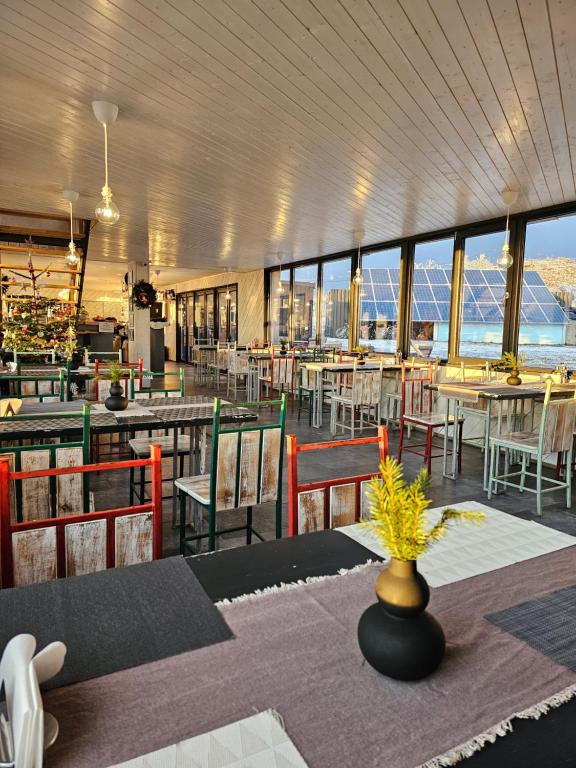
[263,199,576,369]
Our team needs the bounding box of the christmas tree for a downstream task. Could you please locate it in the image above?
[1,297,77,358]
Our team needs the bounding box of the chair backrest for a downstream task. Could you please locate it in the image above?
[130,368,185,399]
[217,341,236,350]
[539,383,576,454]
[12,349,57,365]
[229,351,249,375]
[270,352,296,388]
[401,363,433,417]
[0,444,163,588]
[287,427,388,535]
[5,372,65,403]
[84,349,122,366]
[209,395,287,512]
[351,362,383,406]
[459,361,491,383]
[0,405,91,522]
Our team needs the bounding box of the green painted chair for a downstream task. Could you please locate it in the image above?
[176,394,287,553]
[0,405,91,521]
[3,371,66,403]
[129,368,185,400]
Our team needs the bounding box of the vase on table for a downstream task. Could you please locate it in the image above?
[506,368,522,385]
[104,382,128,411]
[357,558,445,681]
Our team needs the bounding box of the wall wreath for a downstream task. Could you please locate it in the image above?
[132,279,157,309]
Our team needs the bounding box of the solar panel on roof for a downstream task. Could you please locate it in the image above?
[373,285,396,301]
[418,303,441,322]
[412,285,434,302]
[426,270,449,284]
[479,305,503,322]
[523,271,545,286]
[464,271,487,286]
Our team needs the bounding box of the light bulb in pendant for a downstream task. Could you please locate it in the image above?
[497,242,513,270]
[225,289,232,301]
[66,241,79,267]
[95,185,120,225]
[353,266,362,285]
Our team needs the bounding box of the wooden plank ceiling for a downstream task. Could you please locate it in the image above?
[0,0,574,271]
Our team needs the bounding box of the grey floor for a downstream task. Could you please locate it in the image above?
[93,362,576,557]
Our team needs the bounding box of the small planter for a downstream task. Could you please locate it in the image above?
[105,382,128,411]
[279,349,288,356]
[357,357,366,365]
[506,368,522,385]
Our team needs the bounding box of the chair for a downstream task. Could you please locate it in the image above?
[0,443,163,587]
[4,371,66,403]
[287,427,388,534]
[208,347,233,390]
[0,405,91,522]
[129,368,185,400]
[176,395,287,552]
[227,351,249,400]
[488,382,576,516]
[330,361,383,438]
[259,352,296,401]
[398,363,464,475]
[84,349,122,366]
[128,368,188,504]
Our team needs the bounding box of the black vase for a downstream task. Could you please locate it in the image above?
[104,382,128,411]
[357,559,445,681]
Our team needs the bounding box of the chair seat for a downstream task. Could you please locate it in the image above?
[129,434,192,457]
[490,430,539,451]
[174,474,210,504]
[403,413,463,427]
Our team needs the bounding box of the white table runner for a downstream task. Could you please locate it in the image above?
[109,710,309,768]
[337,501,576,587]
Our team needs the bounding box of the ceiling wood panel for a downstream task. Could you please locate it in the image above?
[0,0,574,272]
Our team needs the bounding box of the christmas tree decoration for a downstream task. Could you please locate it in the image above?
[1,296,77,357]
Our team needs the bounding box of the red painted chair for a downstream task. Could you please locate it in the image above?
[397,363,464,475]
[0,445,163,588]
[287,426,388,535]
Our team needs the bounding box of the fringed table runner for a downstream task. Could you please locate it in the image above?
[45,547,576,768]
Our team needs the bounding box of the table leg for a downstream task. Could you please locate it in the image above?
[312,371,322,428]
[172,429,179,527]
[483,400,493,492]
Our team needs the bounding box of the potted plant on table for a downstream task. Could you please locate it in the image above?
[500,351,525,386]
[279,338,288,356]
[352,345,367,364]
[104,361,128,411]
[357,458,485,680]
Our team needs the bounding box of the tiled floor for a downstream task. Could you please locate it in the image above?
[93,362,576,557]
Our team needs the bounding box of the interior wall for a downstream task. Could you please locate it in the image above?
[172,269,265,347]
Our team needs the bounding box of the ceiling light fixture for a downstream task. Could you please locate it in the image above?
[497,189,518,270]
[63,189,80,267]
[353,228,364,285]
[224,267,232,301]
[92,100,120,225]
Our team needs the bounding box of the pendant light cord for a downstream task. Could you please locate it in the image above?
[504,206,510,247]
[69,201,74,244]
[104,123,109,190]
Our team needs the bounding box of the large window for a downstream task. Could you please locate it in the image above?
[293,265,317,344]
[410,238,453,358]
[359,248,401,353]
[459,230,506,359]
[321,258,351,350]
[269,269,290,344]
[519,214,575,368]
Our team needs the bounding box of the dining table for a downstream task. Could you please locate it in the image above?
[0,395,257,523]
[301,360,403,428]
[434,380,576,484]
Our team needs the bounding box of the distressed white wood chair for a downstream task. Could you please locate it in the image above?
[488,382,576,516]
[226,352,249,400]
[330,361,383,438]
[0,635,67,768]
[176,396,287,552]
[259,352,296,401]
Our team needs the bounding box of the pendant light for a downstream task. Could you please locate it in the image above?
[224,267,232,301]
[63,189,80,267]
[92,100,120,225]
[353,228,364,285]
[497,189,518,270]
